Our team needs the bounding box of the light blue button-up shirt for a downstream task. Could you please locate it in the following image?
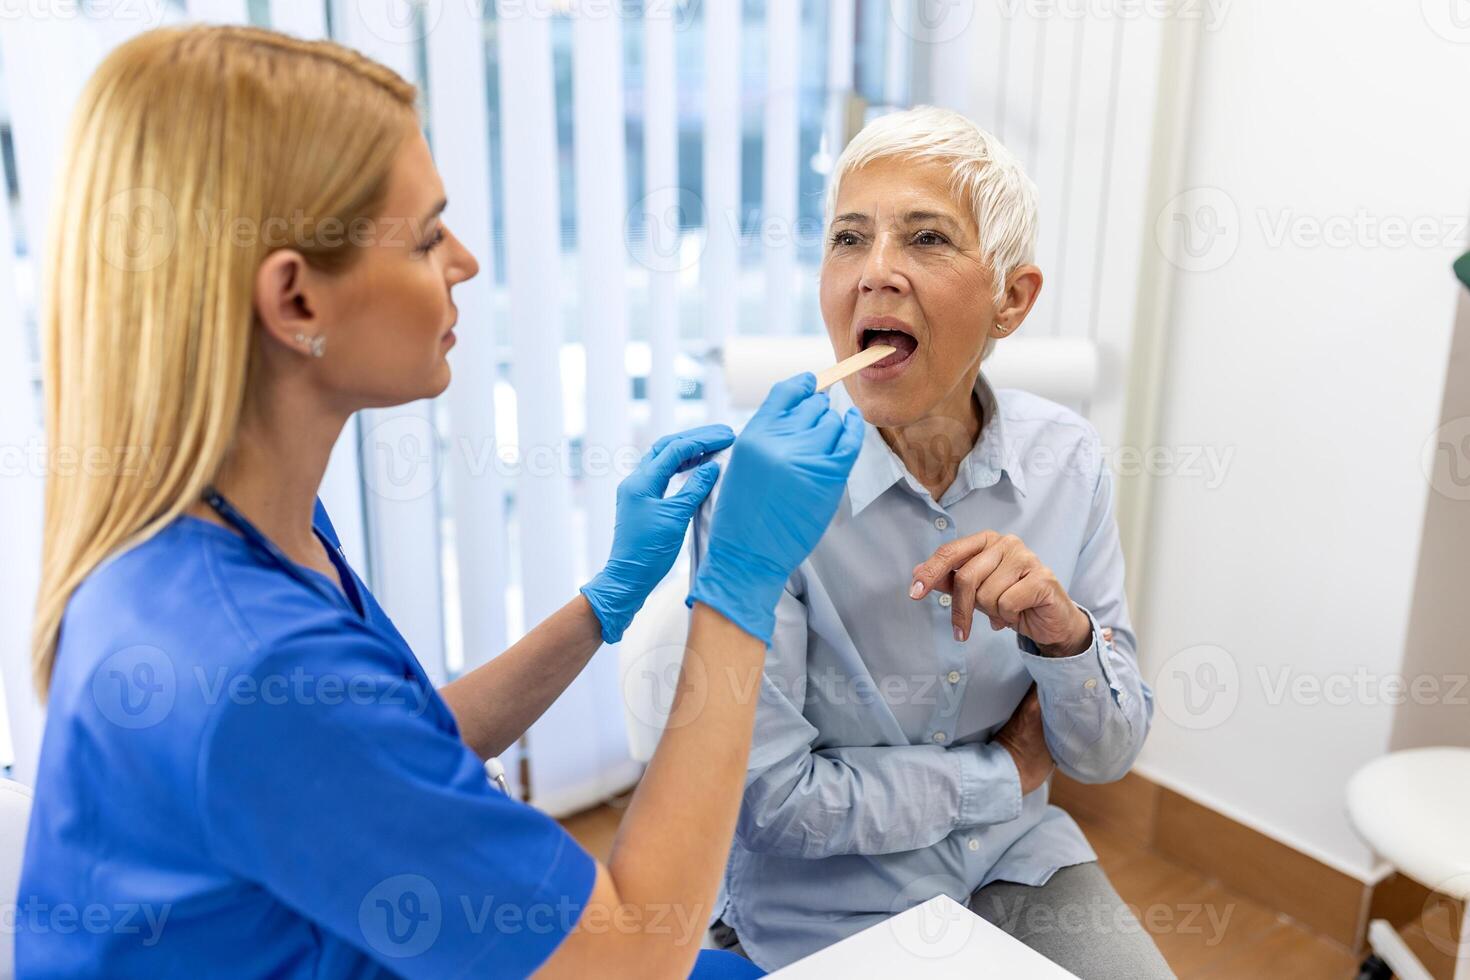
[689,373,1153,971]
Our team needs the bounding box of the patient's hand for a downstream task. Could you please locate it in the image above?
[910,531,1092,655]
[994,685,1055,795]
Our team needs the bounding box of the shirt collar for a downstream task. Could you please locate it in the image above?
[830,373,1028,518]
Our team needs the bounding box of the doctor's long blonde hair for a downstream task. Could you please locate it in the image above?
[32,26,417,699]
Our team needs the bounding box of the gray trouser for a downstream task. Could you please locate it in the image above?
[968,861,1175,979]
[711,862,1174,979]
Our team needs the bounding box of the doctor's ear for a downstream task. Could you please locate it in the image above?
[253,250,327,358]
[993,264,1043,338]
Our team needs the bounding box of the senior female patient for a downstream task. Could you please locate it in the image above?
[691,106,1171,978]
[19,26,865,978]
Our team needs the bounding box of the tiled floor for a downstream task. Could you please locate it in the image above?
[560,797,1461,979]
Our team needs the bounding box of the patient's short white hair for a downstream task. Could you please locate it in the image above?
[824,105,1039,307]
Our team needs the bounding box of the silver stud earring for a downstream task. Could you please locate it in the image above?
[293,332,326,358]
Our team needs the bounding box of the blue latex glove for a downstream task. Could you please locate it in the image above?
[687,373,865,643]
[581,424,736,644]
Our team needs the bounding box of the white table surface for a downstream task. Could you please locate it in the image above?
[768,894,1081,978]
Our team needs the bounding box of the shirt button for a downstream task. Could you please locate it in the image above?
[1084,678,1098,690]
[947,670,961,684]
[938,594,952,608]
[934,516,949,530]
[932,731,947,743]
[968,838,980,852]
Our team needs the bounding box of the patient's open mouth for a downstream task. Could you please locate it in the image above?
[858,318,919,376]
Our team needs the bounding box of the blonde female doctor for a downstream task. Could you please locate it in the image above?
[17,26,862,979]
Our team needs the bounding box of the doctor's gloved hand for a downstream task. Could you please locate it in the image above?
[687,373,865,644]
[580,424,736,644]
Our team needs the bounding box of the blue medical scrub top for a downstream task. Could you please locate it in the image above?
[18,501,762,980]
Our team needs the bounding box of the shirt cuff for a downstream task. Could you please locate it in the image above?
[954,740,1024,827]
[1017,605,1120,704]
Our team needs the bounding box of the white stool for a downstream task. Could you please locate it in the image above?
[0,779,34,980]
[1347,747,1470,980]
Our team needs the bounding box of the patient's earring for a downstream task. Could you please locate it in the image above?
[293,332,326,358]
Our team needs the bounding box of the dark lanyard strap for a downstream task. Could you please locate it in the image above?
[204,488,509,793]
[201,485,355,615]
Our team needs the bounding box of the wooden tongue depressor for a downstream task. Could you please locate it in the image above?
[814,345,896,392]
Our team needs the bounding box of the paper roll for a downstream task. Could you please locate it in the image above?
[982,337,1100,403]
[719,335,1100,410]
[721,336,834,410]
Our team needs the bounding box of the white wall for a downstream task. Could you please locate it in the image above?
[1135,0,1470,878]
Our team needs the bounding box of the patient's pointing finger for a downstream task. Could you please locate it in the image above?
[909,531,998,598]
[950,549,1004,640]
[910,542,971,597]
[949,563,978,640]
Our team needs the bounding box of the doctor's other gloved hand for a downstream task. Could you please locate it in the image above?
[581,423,736,644]
[687,373,865,644]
